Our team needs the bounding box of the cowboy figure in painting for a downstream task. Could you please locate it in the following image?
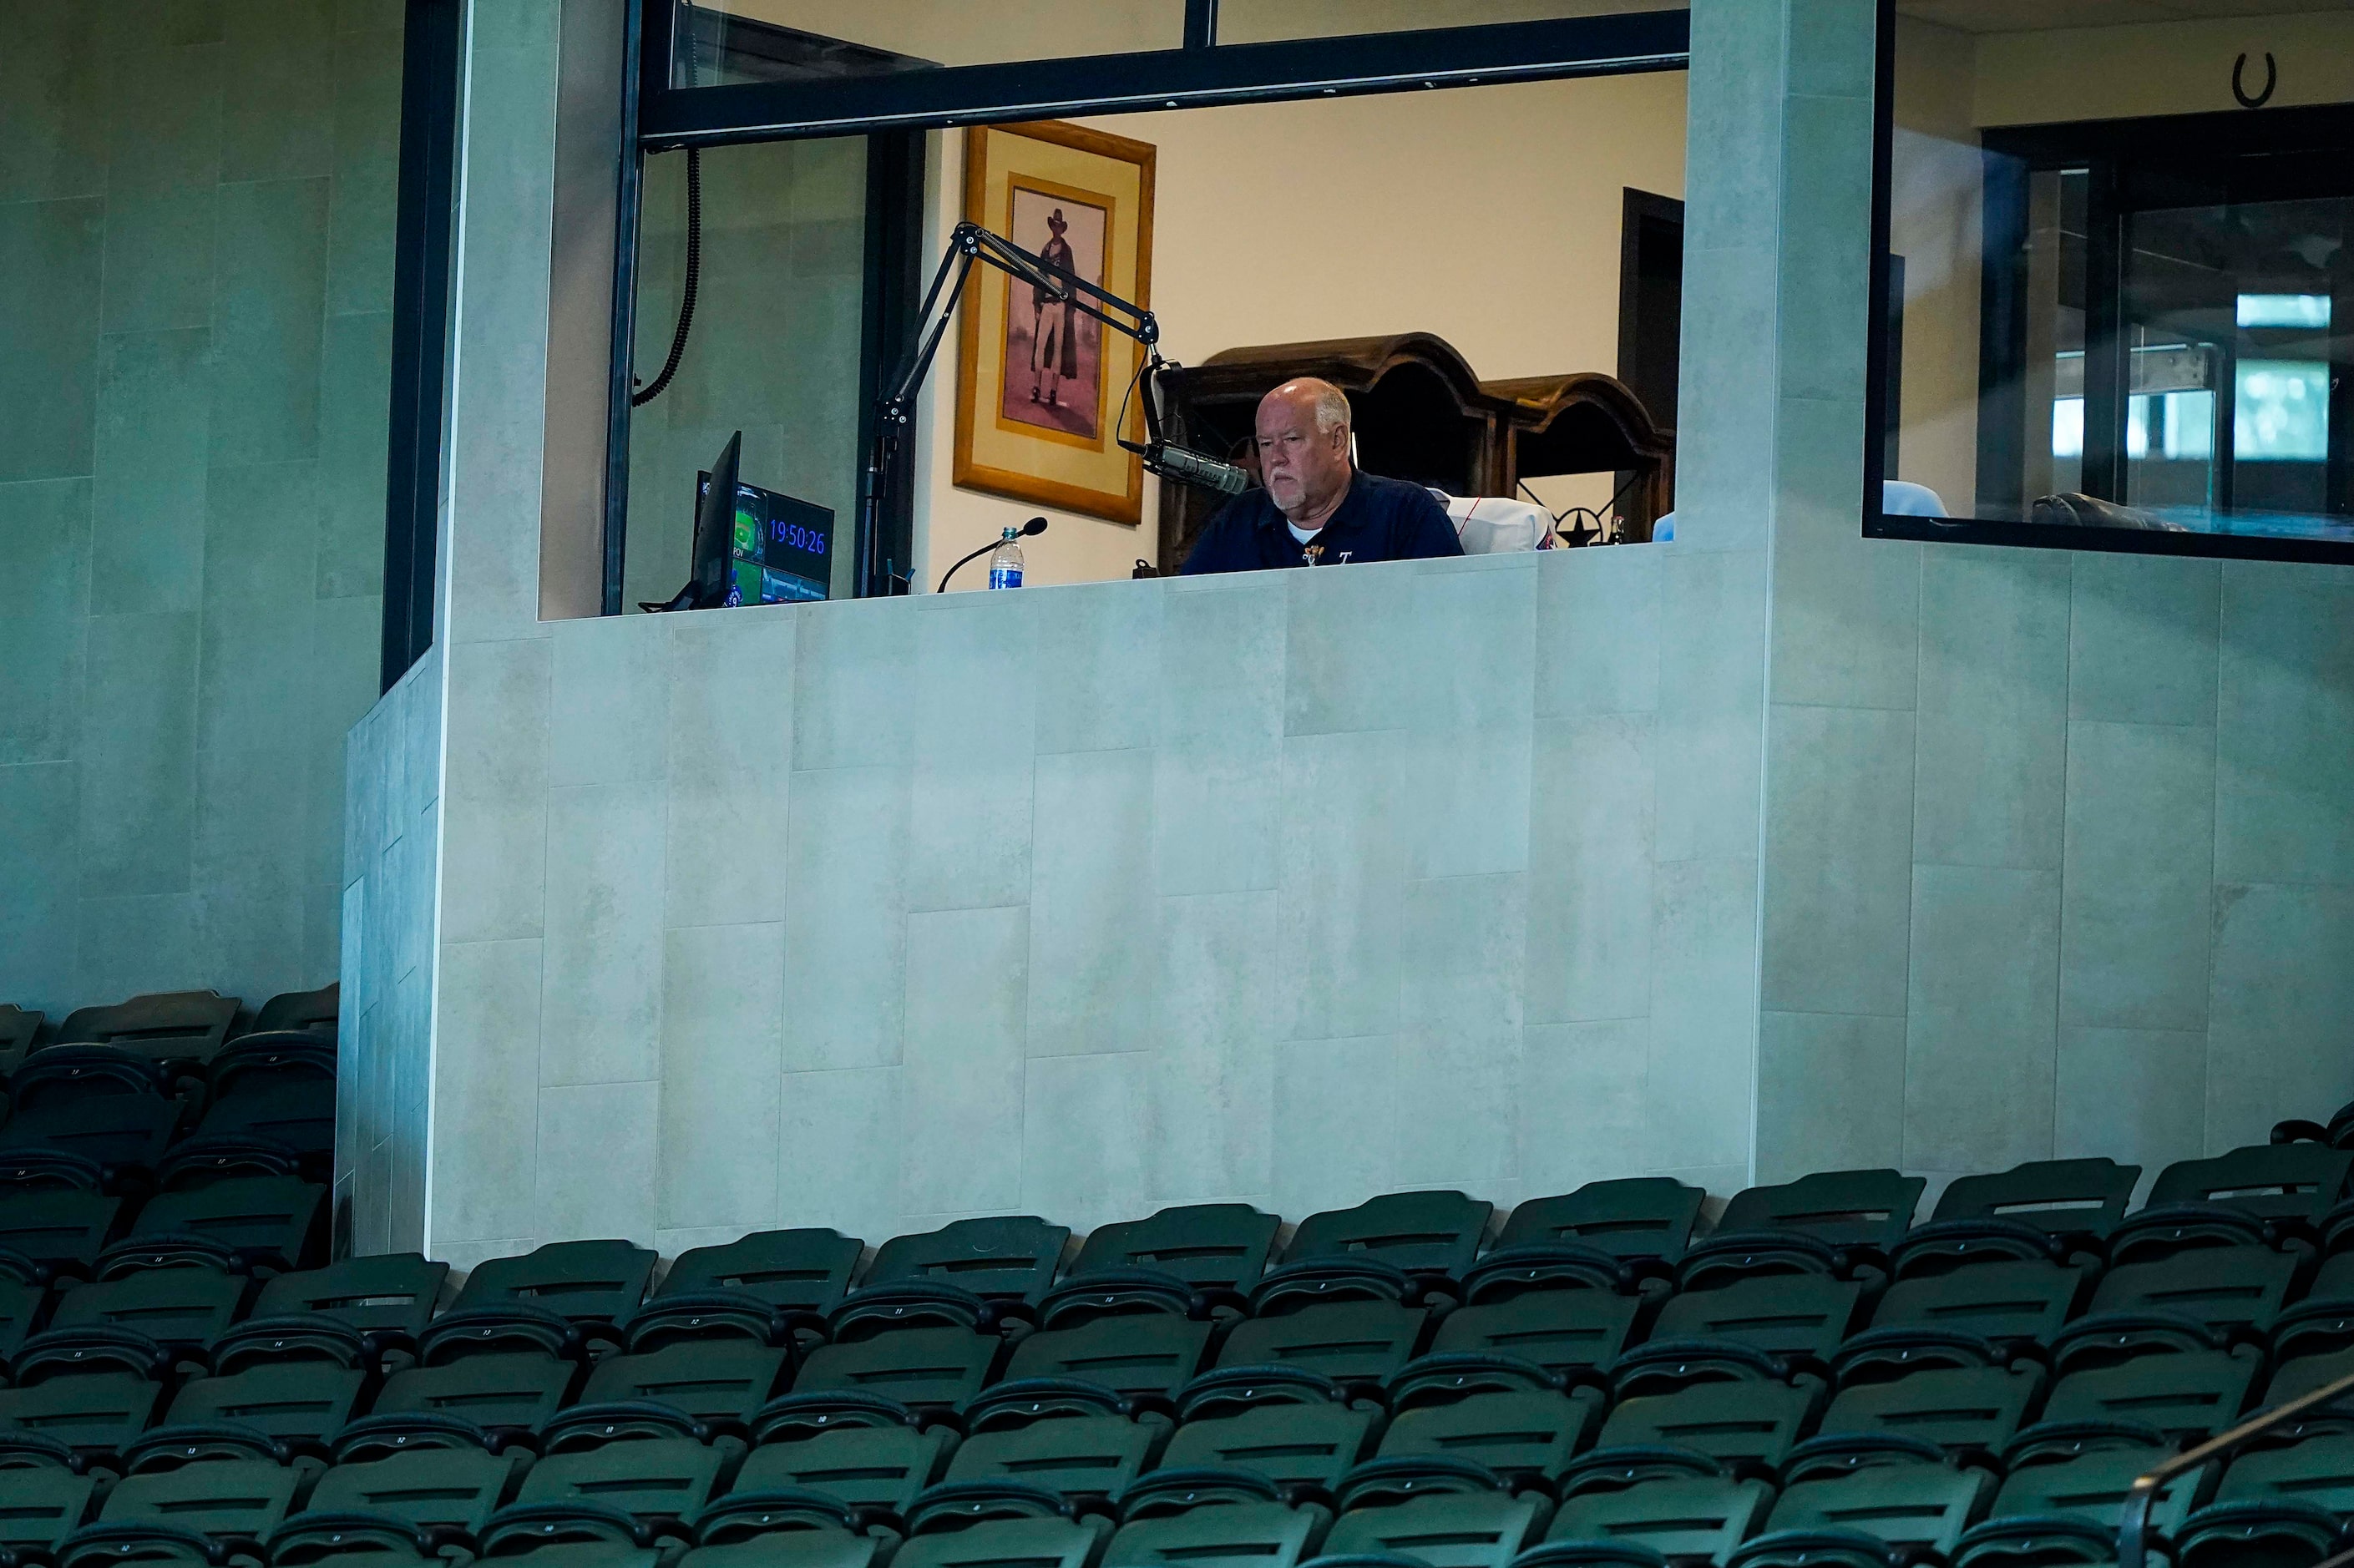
[1030,208,1080,407]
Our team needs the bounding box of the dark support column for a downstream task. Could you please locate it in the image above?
[856,129,929,597]
[382,0,462,690]
[1184,0,1218,49]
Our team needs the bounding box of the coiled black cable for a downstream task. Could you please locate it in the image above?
[631,145,701,407]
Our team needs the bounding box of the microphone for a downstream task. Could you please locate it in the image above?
[1125,439,1251,496]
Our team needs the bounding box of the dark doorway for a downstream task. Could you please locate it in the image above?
[1618,189,1684,433]
[1618,189,1683,524]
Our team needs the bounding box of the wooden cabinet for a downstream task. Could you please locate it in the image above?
[1152,331,1674,569]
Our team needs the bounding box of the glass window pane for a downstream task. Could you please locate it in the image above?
[1881,1,2354,545]
[2236,361,2331,463]
[624,136,868,611]
[675,1,1182,88]
[1215,0,1685,45]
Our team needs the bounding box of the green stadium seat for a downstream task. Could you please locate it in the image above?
[53,991,240,1080]
[1498,1181,1707,1272]
[372,1303,585,1436]
[1000,1272,1217,1404]
[0,1048,189,1187]
[2170,1430,2354,1568]
[886,1484,1111,1568]
[0,1166,125,1277]
[1592,1340,1829,1473]
[301,1412,531,1535]
[1865,1253,2090,1351]
[465,1502,670,1568]
[0,1326,175,1461]
[0,1005,42,1076]
[1723,1437,1995,1565]
[1646,1272,1869,1368]
[1376,1354,1604,1490]
[1159,1367,1383,1493]
[1707,1171,1926,1274]
[1818,1335,2045,1459]
[863,1217,1070,1323]
[1541,1450,1774,1567]
[1214,1260,1430,1393]
[163,1315,376,1452]
[74,1423,303,1557]
[1949,1422,2213,1567]
[1430,1244,1650,1385]
[792,1287,1005,1412]
[1283,1192,1495,1284]
[580,1294,797,1434]
[248,1252,450,1355]
[265,1512,445,1568]
[180,1034,337,1181]
[656,1228,864,1343]
[0,1432,99,1560]
[512,1403,742,1529]
[47,1237,251,1355]
[676,1492,898,1568]
[242,984,340,1044]
[2265,1303,2354,1416]
[133,1159,327,1273]
[0,1246,49,1358]
[2079,1241,2301,1341]
[1066,1203,1281,1301]
[1904,1159,2140,1266]
[735,1391,957,1515]
[452,1239,658,1344]
[1108,1469,1333,1567]
[1313,1457,1549,1568]
[2038,1339,2263,1444]
[2134,1144,2354,1249]
[941,1378,1171,1501]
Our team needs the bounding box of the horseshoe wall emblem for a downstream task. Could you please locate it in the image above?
[2233,51,2278,109]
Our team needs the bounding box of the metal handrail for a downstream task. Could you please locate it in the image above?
[2117,1367,2354,1568]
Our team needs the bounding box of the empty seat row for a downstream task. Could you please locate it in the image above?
[0,984,337,1080]
[8,1374,2352,1568]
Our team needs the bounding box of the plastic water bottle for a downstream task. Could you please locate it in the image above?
[987,526,1025,589]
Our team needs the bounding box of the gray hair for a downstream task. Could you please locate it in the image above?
[1310,382,1352,435]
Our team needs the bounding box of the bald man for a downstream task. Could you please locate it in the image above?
[1179,378,1462,574]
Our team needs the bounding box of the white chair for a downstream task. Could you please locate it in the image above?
[1426,490,1556,554]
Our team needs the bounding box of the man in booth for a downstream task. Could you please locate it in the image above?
[1179,377,1463,574]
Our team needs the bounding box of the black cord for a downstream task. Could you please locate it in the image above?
[1114,349,1157,450]
[632,146,701,407]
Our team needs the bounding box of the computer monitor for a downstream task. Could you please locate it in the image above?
[695,467,836,605]
[685,430,743,609]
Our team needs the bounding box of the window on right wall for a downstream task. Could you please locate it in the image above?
[1865,0,2354,563]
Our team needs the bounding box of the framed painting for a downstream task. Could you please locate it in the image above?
[954,120,1157,525]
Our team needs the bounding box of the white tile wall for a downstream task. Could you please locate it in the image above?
[388,547,1763,1257]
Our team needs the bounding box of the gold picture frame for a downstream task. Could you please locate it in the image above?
[954,121,1157,525]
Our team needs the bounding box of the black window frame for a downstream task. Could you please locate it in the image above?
[604,0,1694,607]
[382,0,464,686]
[1861,0,2354,566]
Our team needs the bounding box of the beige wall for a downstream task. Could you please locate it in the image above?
[1889,16,1981,516]
[1217,0,1686,43]
[722,0,1683,59]
[719,0,1177,65]
[1975,11,2354,127]
[914,73,1690,589]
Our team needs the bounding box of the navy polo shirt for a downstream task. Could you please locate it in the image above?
[1178,470,1464,574]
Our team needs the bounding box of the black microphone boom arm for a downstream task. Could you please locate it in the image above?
[859,221,1162,594]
